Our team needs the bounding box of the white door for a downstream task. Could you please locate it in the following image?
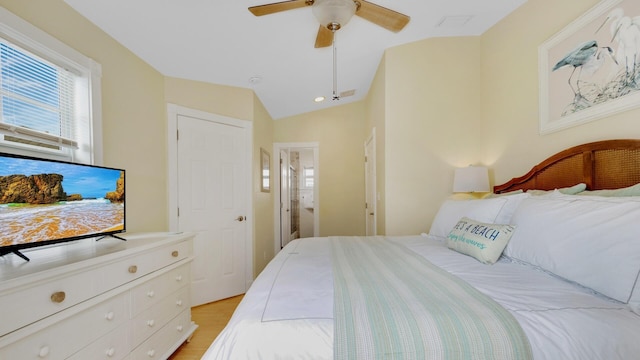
[176,113,249,306]
[365,130,377,236]
[280,149,291,248]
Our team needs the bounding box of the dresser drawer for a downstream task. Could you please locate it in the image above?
[131,286,190,346]
[0,291,128,360]
[0,238,190,338]
[131,263,190,316]
[98,239,192,294]
[67,321,130,360]
[0,268,99,337]
[0,233,194,360]
[130,310,192,360]
[153,239,191,269]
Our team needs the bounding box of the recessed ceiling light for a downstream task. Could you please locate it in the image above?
[314,96,325,103]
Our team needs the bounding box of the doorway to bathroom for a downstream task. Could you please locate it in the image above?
[273,143,319,254]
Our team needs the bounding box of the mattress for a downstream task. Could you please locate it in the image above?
[202,235,640,359]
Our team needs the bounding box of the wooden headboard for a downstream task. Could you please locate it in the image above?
[494,139,640,194]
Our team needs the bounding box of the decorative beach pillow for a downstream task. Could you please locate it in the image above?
[429,194,527,239]
[446,217,516,264]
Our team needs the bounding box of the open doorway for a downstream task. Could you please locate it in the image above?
[273,143,319,254]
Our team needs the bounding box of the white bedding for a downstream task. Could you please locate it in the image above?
[202,235,640,360]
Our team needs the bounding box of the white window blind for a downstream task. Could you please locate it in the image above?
[0,40,78,150]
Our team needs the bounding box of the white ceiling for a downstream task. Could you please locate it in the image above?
[63,0,527,120]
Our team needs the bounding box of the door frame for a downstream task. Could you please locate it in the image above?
[279,149,291,248]
[273,142,319,255]
[365,128,377,236]
[167,103,254,289]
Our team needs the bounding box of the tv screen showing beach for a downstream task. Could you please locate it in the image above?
[0,153,125,249]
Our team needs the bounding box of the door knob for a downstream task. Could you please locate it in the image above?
[235,216,246,222]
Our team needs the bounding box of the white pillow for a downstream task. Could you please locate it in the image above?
[526,183,587,196]
[429,198,506,239]
[484,189,524,198]
[494,192,529,224]
[446,217,516,264]
[429,194,528,239]
[578,183,640,197]
[505,196,640,303]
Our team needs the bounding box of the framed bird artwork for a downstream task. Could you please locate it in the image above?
[538,0,640,134]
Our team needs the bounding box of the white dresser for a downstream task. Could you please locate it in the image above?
[0,232,197,360]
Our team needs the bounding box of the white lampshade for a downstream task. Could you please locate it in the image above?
[312,0,357,30]
[453,166,490,193]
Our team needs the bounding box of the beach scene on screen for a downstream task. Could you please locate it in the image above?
[0,156,124,247]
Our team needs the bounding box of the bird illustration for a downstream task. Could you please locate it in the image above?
[553,40,600,95]
[597,8,640,86]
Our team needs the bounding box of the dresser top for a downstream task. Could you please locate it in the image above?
[0,232,193,284]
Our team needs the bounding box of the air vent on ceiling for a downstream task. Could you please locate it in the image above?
[340,89,356,98]
[436,15,473,28]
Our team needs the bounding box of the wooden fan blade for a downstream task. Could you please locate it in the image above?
[356,1,410,32]
[315,26,333,48]
[248,0,311,16]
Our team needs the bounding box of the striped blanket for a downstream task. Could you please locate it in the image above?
[331,236,532,360]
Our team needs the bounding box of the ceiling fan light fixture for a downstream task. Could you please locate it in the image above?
[312,0,357,31]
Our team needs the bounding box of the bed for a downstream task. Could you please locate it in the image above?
[203,139,640,360]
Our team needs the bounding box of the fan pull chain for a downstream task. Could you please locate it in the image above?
[332,30,339,100]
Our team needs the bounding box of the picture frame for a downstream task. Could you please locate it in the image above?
[260,148,270,193]
[539,0,640,134]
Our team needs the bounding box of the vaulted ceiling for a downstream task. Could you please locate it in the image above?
[64,0,527,119]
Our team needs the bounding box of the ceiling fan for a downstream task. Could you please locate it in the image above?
[248,0,410,48]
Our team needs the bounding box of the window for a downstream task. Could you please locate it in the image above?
[303,166,314,188]
[0,6,102,164]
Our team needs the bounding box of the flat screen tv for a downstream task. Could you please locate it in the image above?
[0,152,125,261]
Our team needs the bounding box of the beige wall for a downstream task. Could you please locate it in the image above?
[1,1,275,276]
[252,94,275,276]
[164,77,254,121]
[381,37,483,235]
[482,0,640,183]
[481,0,640,185]
[368,0,640,235]
[274,102,367,236]
[0,0,168,232]
[7,0,640,272]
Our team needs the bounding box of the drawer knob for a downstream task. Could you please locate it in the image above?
[175,275,183,282]
[171,250,179,257]
[128,265,138,274]
[147,319,155,327]
[147,349,156,357]
[39,345,50,358]
[177,325,184,332]
[106,347,116,357]
[105,311,115,321]
[50,291,66,303]
[147,291,155,298]
[176,300,183,306]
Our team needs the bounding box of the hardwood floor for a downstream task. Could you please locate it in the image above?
[169,295,243,360]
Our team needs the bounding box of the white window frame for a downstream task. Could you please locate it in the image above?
[0,6,102,165]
